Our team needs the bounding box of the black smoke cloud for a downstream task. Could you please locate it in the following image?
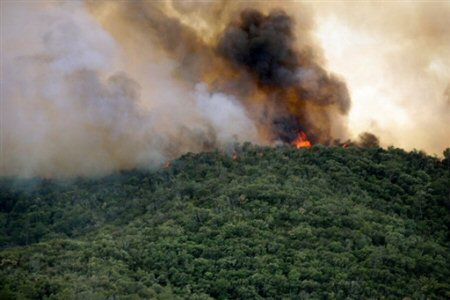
[88,2,354,144]
[2,1,258,177]
[2,1,369,177]
[218,9,298,88]
[217,9,351,143]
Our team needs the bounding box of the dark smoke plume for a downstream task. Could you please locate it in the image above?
[3,1,448,177]
[2,1,374,177]
[218,9,298,88]
[217,9,351,144]
[91,2,353,144]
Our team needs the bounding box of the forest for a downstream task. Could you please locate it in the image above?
[0,144,449,299]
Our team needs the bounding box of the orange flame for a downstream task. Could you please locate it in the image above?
[232,152,238,160]
[292,131,312,149]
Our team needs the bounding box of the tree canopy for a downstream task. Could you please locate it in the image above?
[0,144,449,299]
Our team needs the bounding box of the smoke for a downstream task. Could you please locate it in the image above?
[194,84,258,145]
[311,2,450,155]
[217,9,350,143]
[217,9,350,112]
[1,1,449,177]
[218,9,299,88]
[1,1,258,177]
[88,1,351,143]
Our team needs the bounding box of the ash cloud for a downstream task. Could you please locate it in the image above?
[311,2,450,155]
[5,0,446,177]
[1,1,258,177]
[0,1,356,177]
[218,9,299,88]
[217,9,351,143]
[101,1,353,144]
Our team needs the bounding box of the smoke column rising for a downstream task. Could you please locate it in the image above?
[216,8,350,143]
[1,1,258,177]
[1,1,449,177]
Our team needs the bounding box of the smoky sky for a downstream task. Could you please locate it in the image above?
[218,9,299,87]
[2,1,448,178]
[217,8,351,143]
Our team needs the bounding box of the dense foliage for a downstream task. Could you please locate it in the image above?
[0,144,449,299]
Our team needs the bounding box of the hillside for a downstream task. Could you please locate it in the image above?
[0,144,449,299]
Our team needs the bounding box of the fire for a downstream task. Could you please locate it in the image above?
[292,131,312,149]
[232,152,238,160]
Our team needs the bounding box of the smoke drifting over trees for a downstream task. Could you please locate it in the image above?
[217,9,350,143]
[2,2,259,177]
[1,1,449,177]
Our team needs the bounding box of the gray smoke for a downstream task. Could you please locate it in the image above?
[1,1,258,177]
[217,9,350,143]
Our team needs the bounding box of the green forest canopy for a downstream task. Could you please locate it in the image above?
[0,144,449,299]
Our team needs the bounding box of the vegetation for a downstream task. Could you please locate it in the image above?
[0,144,449,299]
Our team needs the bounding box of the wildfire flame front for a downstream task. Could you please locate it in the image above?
[292,131,312,149]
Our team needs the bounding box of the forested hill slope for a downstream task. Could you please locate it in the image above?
[0,144,449,299]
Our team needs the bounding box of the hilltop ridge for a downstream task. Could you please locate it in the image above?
[0,144,449,299]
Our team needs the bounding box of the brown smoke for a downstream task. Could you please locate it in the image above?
[216,8,350,143]
[2,1,448,177]
[310,2,450,155]
[1,1,259,177]
[88,2,351,144]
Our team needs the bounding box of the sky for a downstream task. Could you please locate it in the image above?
[1,1,449,177]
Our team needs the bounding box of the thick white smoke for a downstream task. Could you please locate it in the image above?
[311,2,450,155]
[2,1,449,177]
[1,1,258,177]
[194,84,258,146]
